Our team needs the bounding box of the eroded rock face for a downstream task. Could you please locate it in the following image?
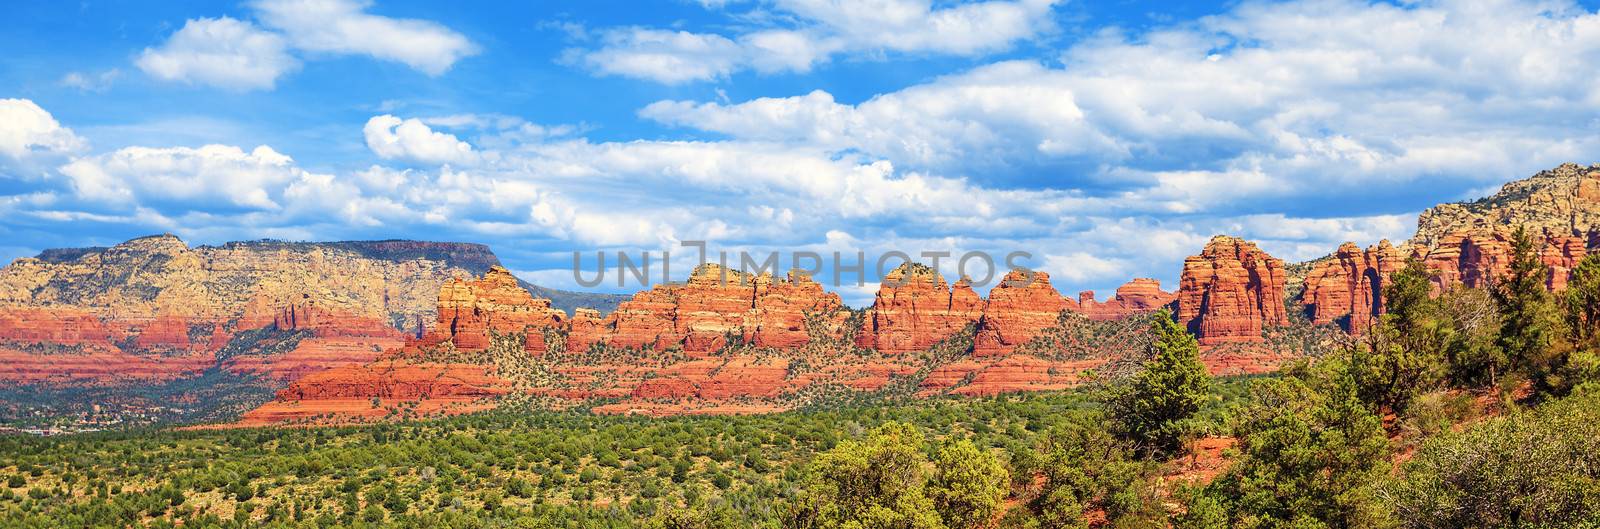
[238,251,1330,426]
[417,266,566,352]
[569,265,845,354]
[566,308,605,352]
[0,235,578,389]
[0,234,512,329]
[1412,163,1600,250]
[256,301,402,338]
[0,308,215,385]
[1177,236,1289,345]
[856,263,984,354]
[1303,241,1403,331]
[674,265,767,353]
[1546,236,1589,291]
[1407,163,1600,292]
[751,271,845,349]
[1415,229,1590,292]
[973,270,1075,357]
[0,307,117,345]
[1078,278,1177,321]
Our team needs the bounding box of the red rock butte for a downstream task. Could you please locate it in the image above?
[1078,278,1177,321]
[1302,241,1403,331]
[1177,236,1290,345]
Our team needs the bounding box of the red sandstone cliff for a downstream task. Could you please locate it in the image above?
[1414,228,1589,293]
[1078,278,1177,321]
[856,263,983,354]
[973,270,1075,357]
[1177,236,1289,345]
[416,265,567,352]
[575,265,845,354]
[1302,241,1403,331]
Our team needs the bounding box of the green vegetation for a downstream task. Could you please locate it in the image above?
[1494,227,1570,393]
[1385,389,1600,528]
[1181,360,1391,528]
[0,386,1246,528]
[1108,308,1211,459]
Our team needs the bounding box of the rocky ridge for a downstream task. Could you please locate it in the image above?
[13,163,1600,425]
[246,257,1293,425]
[1301,241,1403,331]
[1411,163,1600,249]
[1300,164,1600,327]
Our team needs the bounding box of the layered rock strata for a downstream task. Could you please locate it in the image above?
[1177,236,1289,345]
[1302,241,1403,331]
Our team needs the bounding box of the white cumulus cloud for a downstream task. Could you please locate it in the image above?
[249,0,478,75]
[137,1,475,90]
[575,0,1060,83]
[642,0,1600,213]
[59,144,304,210]
[136,17,300,91]
[363,115,477,165]
[0,99,86,161]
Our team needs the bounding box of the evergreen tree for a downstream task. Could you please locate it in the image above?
[1111,309,1212,459]
[1182,362,1392,529]
[1492,227,1566,392]
[928,440,1009,529]
[1566,255,1600,345]
[1346,259,1443,415]
[1559,255,1600,392]
[790,422,945,529]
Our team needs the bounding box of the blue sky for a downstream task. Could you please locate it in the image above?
[4,0,1600,306]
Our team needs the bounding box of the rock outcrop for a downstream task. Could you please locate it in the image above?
[973,270,1075,357]
[0,307,211,385]
[0,235,622,392]
[569,265,845,354]
[1414,228,1590,292]
[1177,236,1289,345]
[258,301,401,338]
[1302,241,1403,331]
[417,266,567,352]
[751,271,844,348]
[1077,279,1177,320]
[856,263,983,354]
[1412,163,1600,250]
[1405,163,1600,293]
[0,234,623,332]
[0,235,502,329]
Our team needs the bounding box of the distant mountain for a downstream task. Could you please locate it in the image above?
[1411,163,1600,249]
[1,234,625,330]
[0,234,627,427]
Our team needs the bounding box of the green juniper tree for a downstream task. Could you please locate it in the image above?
[928,440,1009,529]
[1558,255,1600,392]
[1179,362,1392,529]
[1110,308,1212,459]
[1566,255,1600,345]
[1345,259,1444,416]
[789,422,946,529]
[1492,227,1568,393]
